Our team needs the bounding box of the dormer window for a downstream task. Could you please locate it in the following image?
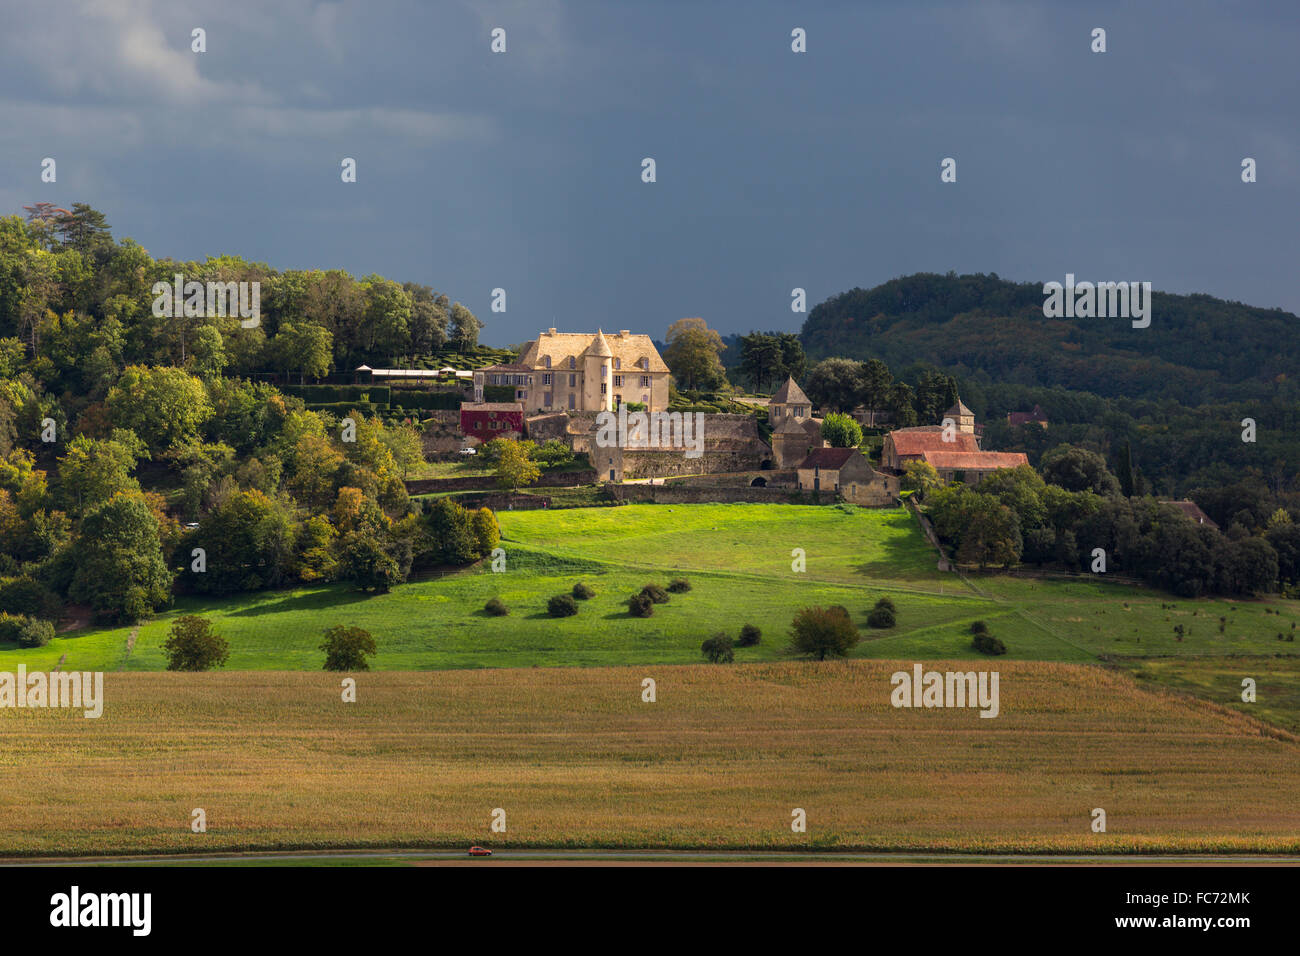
[569,356,576,369]
[614,358,621,370]
[544,355,551,369]
[641,357,649,370]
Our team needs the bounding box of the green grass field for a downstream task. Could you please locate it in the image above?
[3,501,1298,730]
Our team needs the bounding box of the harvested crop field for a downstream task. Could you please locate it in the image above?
[2,661,1298,856]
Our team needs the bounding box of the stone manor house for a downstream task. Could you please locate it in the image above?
[447,328,1027,504]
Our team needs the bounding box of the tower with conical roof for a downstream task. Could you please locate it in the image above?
[768,376,822,468]
[582,329,614,412]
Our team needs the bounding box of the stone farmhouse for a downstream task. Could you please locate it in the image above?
[1008,404,1049,428]
[881,399,1029,484]
[796,447,899,505]
[472,329,670,414]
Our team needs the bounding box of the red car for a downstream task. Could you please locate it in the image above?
[468,846,493,857]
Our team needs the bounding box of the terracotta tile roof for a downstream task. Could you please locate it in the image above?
[797,447,860,470]
[921,450,1028,471]
[888,428,980,456]
[1008,404,1048,426]
[461,402,524,413]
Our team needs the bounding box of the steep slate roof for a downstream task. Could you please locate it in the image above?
[945,399,974,418]
[887,427,980,457]
[1161,499,1220,530]
[921,450,1028,471]
[770,376,811,406]
[797,447,860,470]
[773,413,822,436]
[517,329,669,373]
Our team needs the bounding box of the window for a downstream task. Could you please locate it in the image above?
[795,407,803,418]
[569,356,576,369]
[568,393,575,409]
[544,392,552,406]
[613,375,622,387]
[544,356,551,369]
[569,374,576,387]
[641,357,649,370]
[600,365,607,379]
[600,383,607,394]
[516,389,526,400]
[542,373,552,385]
[614,358,621,370]
[640,375,650,387]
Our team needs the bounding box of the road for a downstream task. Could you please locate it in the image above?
[5,849,1299,866]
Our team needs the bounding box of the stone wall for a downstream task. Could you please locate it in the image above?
[606,483,820,505]
[419,410,464,457]
[404,468,596,495]
[666,469,796,488]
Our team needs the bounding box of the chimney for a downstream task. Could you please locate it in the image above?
[619,330,630,337]
[547,328,556,335]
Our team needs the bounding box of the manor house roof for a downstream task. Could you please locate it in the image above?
[517,329,669,373]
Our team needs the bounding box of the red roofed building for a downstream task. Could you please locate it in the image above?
[460,402,525,442]
[1007,404,1048,428]
[918,449,1029,483]
[881,426,980,471]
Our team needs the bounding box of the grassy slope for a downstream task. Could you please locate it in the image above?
[3,504,1298,679]
[2,664,1297,856]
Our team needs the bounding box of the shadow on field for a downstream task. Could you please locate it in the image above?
[852,530,937,580]
[224,587,373,617]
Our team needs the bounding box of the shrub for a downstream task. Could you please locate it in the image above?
[627,591,655,617]
[873,596,897,614]
[17,618,54,648]
[484,597,509,616]
[320,625,377,671]
[972,633,1007,656]
[701,633,734,663]
[737,623,762,647]
[548,594,579,617]
[0,577,63,621]
[789,606,859,660]
[0,612,30,644]
[667,578,691,593]
[163,615,230,672]
[572,582,596,600]
[866,606,896,629]
[641,583,670,604]
[969,620,989,635]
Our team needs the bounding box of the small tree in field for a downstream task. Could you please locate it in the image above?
[788,606,859,661]
[701,633,734,663]
[163,615,229,671]
[320,625,377,671]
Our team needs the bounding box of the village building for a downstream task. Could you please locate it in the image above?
[767,376,825,468]
[1008,404,1049,428]
[795,447,899,505]
[881,397,1028,485]
[460,402,525,442]
[473,329,670,414]
[1161,499,1219,530]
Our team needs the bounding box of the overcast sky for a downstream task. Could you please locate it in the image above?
[2,0,1296,344]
